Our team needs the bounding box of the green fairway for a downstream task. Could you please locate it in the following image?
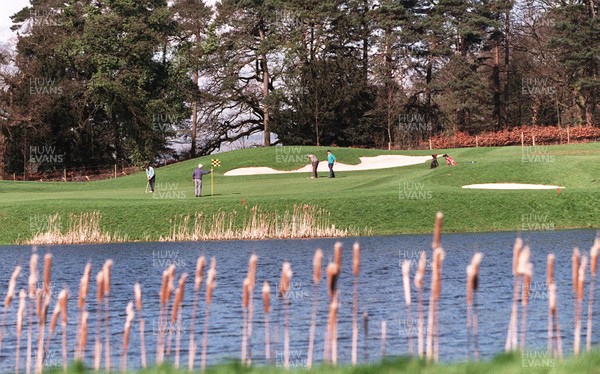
[1,143,600,245]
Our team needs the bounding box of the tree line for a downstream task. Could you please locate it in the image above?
[0,0,598,177]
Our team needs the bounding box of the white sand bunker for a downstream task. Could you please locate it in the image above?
[225,155,431,176]
[462,183,565,190]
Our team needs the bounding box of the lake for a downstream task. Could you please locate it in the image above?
[0,229,597,371]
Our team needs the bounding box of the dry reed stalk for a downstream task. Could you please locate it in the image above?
[520,263,532,351]
[262,281,271,364]
[381,320,386,358]
[329,295,339,365]
[547,254,555,354]
[352,242,360,365]
[27,253,38,374]
[586,238,599,352]
[307,249,323,368]
[505,238,523,352]
[157,264,175,364]
[426,247,444,362]
[80,311,89,362]
[246,254,257,365]
[574,255,587,356]
[94,270,104,371]
[414,251,426,358]
[45,302,59,361]
[466,253,483,361]
[34,295,49,374]
[279,262,292,369]
[102,260,113,371]
[17,290,27,374]
[58,289,68,371]
[401,260,413,355]
[0,265,21,355]
[173,273,187,368]
[201,258,216,372]
[572,247,580,354]
[188,257,206,371]
[241,277,250,365]
[133,283,146,368]
[324,262,339,362]
[121,302,135,372]
[75,263,91,361]
[334,242,342,274]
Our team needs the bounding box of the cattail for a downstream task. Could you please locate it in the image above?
[575,255,587,355]
[432,212,443,249]
[572,248,580,294]
[587,238,599,352]
[381,320,386,358]
[520,263,532,351]
[241,277,250,364]
[246,255,258,366]
[329,296,339,365]
[280,262,292,369]
[548,283,563,358]
[351,242,360,365]
[80,311,89,362]
[16,290,26,374]
[43,254,52,297]
[279,262,292,298]
[248,255,257,289]
[27,253,39,374]
[414,251,426,358]
[308,249,322,368]
[353,242,360,277]
[427,247,445,362]
[262,281,271,363]
[34,296,49,374]
[195,257,206,291]
[58,289,68,371]
[313,249,323,284]
[173,274,187,368]
[0,265,21,356]
[334,242,342,274]
[201,258,216,371]
[121,302,135,372]
[189,257,205,371]
[94,270,103,371]
[133,283,146,368]
[547,254,555,286]
[512,237,523,276]
[401,259,413,355]
[326,263,339,301]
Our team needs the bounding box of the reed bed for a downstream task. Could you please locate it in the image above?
[161,205,357,241]
[24,212,127,245]
[2,213,600,373]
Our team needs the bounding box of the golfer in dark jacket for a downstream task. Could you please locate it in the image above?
[307,154,319,178]
[192,163,211,197]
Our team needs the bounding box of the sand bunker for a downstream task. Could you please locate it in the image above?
[462,183,564,190]
[224,155,431,176]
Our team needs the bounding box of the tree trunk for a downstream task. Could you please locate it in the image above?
[493,42,502,130]
[191,70,199,157]
[259,28,270,146]
[0,129,5,179]
[504,6,511,129]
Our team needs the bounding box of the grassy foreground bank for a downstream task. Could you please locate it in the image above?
[53,351,600,374]
[1,143,600,244]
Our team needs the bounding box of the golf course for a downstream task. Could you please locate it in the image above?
[1,143,599,245]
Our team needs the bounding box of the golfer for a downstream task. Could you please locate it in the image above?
[145,163,155,193]
[192,163,211,197]
[327,150,336,178]
[307,154,319,178]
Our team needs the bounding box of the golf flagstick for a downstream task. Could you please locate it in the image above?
[211,168,214,197]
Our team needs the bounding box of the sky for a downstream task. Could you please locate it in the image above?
[0,0,28,48]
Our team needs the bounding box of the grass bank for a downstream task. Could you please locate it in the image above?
[1,143,600,244]
[53,351,600,374]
